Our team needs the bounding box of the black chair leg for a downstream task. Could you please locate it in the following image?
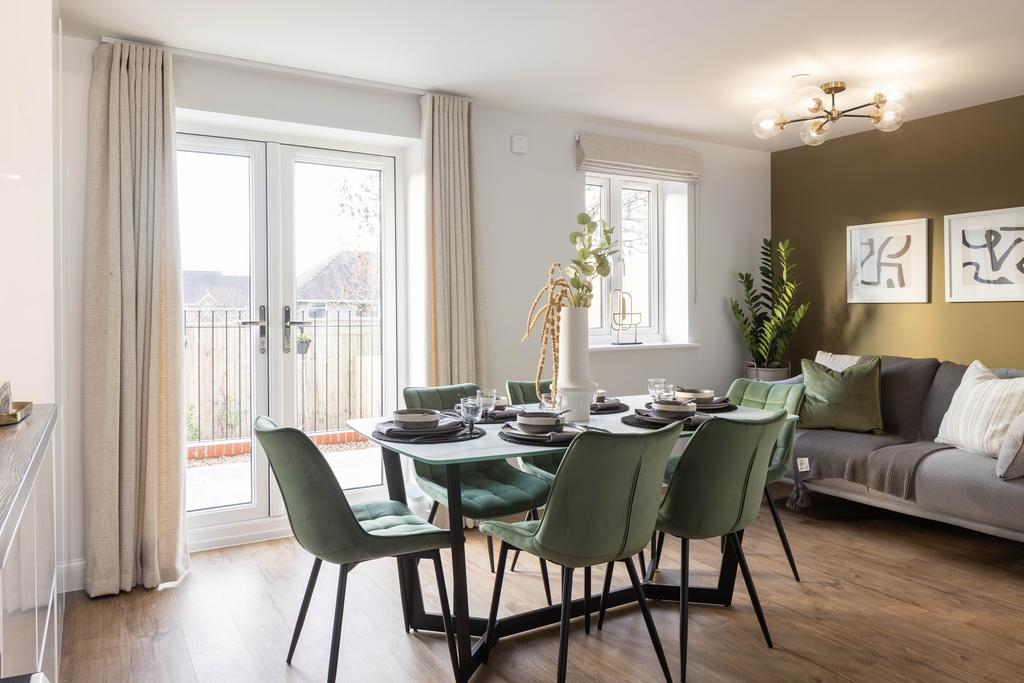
[327,564,350,683]
[728,533,773,648]
[584,566,592,635]
[484,542,510,662]
[540,558,553,606]
[624,557,673,683]
[427,500,440,524]
[597,561,614,630]
[764,486,800,582]
[487,535,495,573]
[680,538,689,683]
[287,557,322,664]
[431,551,460,681]
[557,566,575,683]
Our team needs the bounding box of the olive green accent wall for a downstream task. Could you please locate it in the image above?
[771,95,1024,369]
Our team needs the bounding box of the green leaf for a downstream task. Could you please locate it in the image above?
[569,231,583,245]
[576,212,591,226]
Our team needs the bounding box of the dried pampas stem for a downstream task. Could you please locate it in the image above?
[523,262,572,401]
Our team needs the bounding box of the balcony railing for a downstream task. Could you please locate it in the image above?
[184,303,381,457]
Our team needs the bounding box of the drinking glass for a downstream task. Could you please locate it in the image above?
[459,397,482,433]
[477,388,497,416]
[540,392,562,411]
[648,378,669,402]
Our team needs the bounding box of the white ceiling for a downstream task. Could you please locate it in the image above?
[62,0,1024,151]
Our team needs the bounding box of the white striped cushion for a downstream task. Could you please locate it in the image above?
[936,361,1024,457]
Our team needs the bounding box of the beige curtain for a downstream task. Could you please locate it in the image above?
[82,42,188,597]
[421,94,479,385]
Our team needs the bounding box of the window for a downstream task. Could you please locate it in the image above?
[586,175,664,341]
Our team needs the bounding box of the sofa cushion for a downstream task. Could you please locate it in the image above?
[936,361,1024,457]
[914,448,1024,535]
[800,358,884,432]
[997,413,1024,480]
[878,355,940,440]
[815,350,872,372]
[920,361,968,442]
[793,429,910,479]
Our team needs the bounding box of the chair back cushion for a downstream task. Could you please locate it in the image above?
[254,416,364,559]
[727,379,804,483]
[534,423,682,566]
[659,411,787,539]
[506,379,553,405]
[403,383,480,410]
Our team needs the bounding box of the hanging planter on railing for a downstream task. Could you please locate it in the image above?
[296,333,312,355]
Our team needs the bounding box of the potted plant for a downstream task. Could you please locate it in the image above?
[295,332,312,355]
[523,212,617,420]
[729,238,810,381]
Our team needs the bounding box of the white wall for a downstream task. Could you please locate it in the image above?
[471,105,770,396]
[1,1,56,401]
[59,32,769,589]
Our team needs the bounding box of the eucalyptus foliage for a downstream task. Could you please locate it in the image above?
[564,212,618,307]
[729,238,810,369]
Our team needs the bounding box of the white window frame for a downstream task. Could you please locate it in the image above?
[586,174,664,344]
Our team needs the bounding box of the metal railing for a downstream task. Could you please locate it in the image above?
[184,302,382,448]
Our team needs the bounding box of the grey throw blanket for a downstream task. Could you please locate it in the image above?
[788,435,952,510]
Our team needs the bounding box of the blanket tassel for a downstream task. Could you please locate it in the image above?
[787,482,811,511]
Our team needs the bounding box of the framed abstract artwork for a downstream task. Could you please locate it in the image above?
[945,206,1024,302]
[847,218,929,303]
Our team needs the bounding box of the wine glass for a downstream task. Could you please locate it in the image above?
[477,388,497,416]
[459,397,481,434]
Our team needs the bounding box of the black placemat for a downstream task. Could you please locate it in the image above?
[698,402,737,414]
[498,429,576,447]
[591,400,629,415]
[621,414,705,431]
[372,426,485,444]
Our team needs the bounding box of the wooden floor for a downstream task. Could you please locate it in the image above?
[62,488,1024,682]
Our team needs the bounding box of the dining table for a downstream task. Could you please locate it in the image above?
[347,395,793,682]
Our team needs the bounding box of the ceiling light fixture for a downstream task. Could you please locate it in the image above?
[752,80,912,145]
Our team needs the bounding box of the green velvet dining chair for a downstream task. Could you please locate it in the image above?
[403,384,555,604]
[253,416,458,683]
[505,378,558,482]
[726,378,805,581]
[480,423,683,683]
[654,411,787,682]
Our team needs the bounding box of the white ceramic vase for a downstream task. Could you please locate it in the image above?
[556,306,597,422]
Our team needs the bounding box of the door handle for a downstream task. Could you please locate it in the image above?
[239,305,267,354]
[283,305,306,353]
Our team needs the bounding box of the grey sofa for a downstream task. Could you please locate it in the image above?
[787,355,1024,542]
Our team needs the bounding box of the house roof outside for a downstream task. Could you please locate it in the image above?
[183,250,380,308]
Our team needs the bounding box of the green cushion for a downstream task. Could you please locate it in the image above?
[727,379,805,484]
[403,383,479,411]
[799,357,884,433]
[253,417,449,566]
[416,459,551,519]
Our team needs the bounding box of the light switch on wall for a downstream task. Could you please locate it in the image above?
[511,134,529,154]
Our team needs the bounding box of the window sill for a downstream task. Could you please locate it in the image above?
[589,341,701,352]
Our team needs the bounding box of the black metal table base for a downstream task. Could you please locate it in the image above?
[381,447,741,682]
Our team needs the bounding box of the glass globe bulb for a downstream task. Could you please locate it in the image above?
[752,109,784,140]
[873,102,907,132]
[875,81,913,108]
[799,119,831,146]
[791,85,826,117]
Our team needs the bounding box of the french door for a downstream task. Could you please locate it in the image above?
[177,133,397,536]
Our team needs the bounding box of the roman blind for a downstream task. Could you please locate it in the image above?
[576,132,704,182]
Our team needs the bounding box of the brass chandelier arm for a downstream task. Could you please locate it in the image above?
[839,101,879,115]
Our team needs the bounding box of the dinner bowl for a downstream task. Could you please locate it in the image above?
[516,411,565,434]
[675,388,716,405]
[650,399,698,418]
[392,408,441,431]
